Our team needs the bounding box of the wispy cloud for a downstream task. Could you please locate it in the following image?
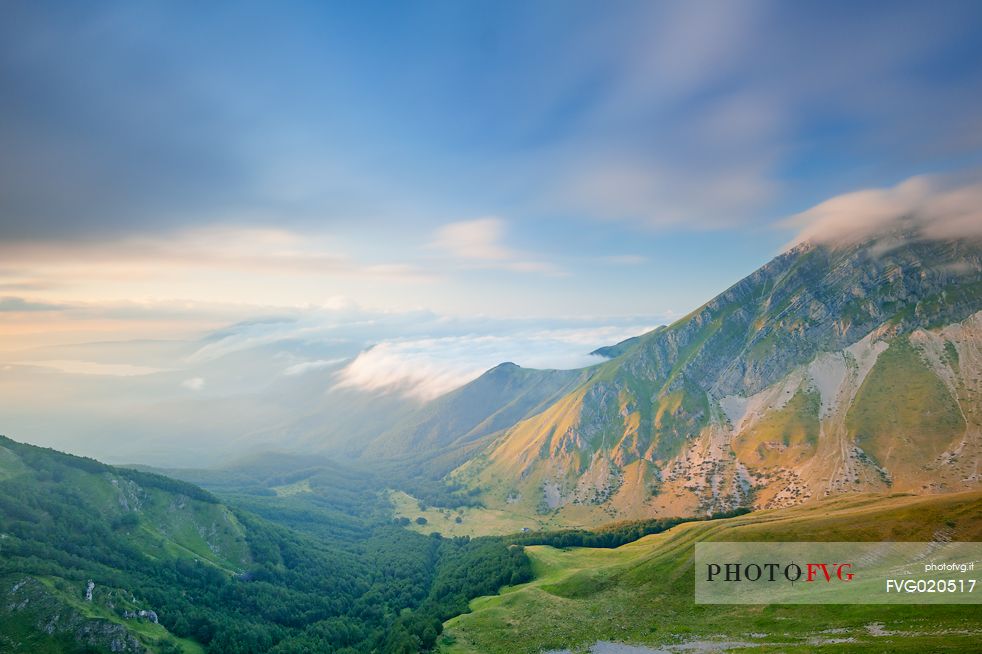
[282,357,347,376]
[0,302,663,465]
[3,1,981,247]
[182,377,205,391]
[0,296,65,312]
[544,154,777,230]
[0,226,436,309]
[429,218,564,275]
[503,2,982,233]
[431,218,514,261]
[13,360,166,377]
[0,226,426,278]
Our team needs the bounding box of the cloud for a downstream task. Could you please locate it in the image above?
[184,306,386,364]
[2,1,981,252]
[546,154,776,230]
[504,2,982,233]
[282,358,347,376]
[182,377,205,391]
[0,296,65,312]
[0,4,259,241]
[784,173,982,247]
[614,0,765,106]
[0,226,412,276]
[431,218,513,261]
[0,301,666,466]
[182,305,664,380]
[0,225,436,309]
[332,323,656,401]
[0,281,54,292]
[429,218,563,275]
[13,360,166,376]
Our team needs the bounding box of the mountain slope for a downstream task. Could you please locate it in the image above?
[361,363,594,474]
[0,436,251,653]
[441,490,982,653]
[0,575,203,654]
[450,234,982,523]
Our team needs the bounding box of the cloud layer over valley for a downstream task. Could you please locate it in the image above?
[0,305,659,466]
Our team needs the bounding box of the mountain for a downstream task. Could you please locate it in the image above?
[444,234,982,523]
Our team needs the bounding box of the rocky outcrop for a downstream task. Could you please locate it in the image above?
[1,575,146,653]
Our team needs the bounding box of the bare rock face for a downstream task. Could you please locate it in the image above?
[137,609,158,624]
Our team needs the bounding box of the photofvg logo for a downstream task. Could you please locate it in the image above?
[705,561,854,584]
[695,542,982,605]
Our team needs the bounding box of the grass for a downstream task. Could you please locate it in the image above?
[109,485,250,574]
[440,490,982,653]
[732,387,820,468]
[47,462,251,573]
[389,490,558,538]
[0,574,204,654]
[846,337,965,471]
[39,577,207,654]
[270,478,313,496]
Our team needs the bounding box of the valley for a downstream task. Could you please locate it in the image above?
[0,437,531,653]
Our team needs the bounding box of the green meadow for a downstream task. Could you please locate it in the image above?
[441,491,982,653]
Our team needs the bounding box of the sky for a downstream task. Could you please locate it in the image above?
[2,1,982,462]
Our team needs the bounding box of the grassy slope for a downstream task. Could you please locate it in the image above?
[51,575,204,654]
[0,438,251,653]
[0,574,206,654]
[847,337,965,472]
[389,490,574,538]
[0,440,250,570]
[732,387,821,468]
[441,491,982,653]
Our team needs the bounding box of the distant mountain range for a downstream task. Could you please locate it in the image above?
[325,231,982,524]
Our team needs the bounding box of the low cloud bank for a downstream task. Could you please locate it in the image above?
[181,308,658,401]
[332,324,652,401]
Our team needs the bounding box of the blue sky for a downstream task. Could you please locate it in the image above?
[2,0,982,333]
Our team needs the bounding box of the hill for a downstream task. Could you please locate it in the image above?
[441,490,982,653]
[0,436,531,653]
